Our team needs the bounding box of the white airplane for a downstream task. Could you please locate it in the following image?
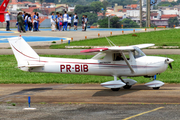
[8,36,174,91]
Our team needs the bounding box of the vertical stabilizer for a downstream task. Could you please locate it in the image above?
[0,0,10,11]
[8,36,39,67]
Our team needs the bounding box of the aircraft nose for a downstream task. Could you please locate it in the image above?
[165,58,174,64]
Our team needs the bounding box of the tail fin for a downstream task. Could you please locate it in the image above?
[8,36,40,67]
[0,14,5,22]
[0,0,10,11]
[0,0,10,22]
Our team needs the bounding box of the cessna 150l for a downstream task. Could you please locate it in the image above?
[8,36,174,91]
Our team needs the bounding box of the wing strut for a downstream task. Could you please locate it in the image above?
[120,51,135,73]
[105,37,116,46]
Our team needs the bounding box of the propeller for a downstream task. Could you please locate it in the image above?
[165,58,173,70]
[169,63,173,70]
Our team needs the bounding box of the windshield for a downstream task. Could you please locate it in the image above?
[133,47,146,58]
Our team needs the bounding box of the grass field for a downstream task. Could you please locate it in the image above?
[0,54,179,84]
[50,29,180,49]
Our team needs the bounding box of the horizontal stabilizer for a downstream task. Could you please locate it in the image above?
[18,64,44,68]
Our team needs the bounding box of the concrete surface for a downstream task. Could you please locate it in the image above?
[0,104,180,120]
[0,28,161,48]
[0,84,180,104]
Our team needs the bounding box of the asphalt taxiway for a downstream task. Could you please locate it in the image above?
[0,104,180,120]
[0,84,180,120]
[0,84,180,104]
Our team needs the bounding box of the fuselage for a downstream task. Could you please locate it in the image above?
[22,55,172,77]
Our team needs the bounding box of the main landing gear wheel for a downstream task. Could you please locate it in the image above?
[153,87,160,90]
[111,88,120,91]
[123,85,132,89]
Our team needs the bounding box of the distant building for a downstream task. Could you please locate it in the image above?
[8,0,28,11]
[150,13,160,20]
[126,10,140,17]
[114,3,123,12]
[168,0,177,2]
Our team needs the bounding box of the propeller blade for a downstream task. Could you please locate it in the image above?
[169,63,172,70]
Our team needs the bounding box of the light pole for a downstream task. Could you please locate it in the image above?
[107,15,110,28]
[140,0,142,28]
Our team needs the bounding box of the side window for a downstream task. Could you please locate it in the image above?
[114,53,124,61]
[113,52,130,61]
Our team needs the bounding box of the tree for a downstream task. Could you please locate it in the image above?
[102,0,109,11]
[90,1,103,13]
[98,17,108,28]
[121,18,139,28]
[107,0,136,6]
[98,16,121,28]
[110,16,121,28]
[156,1,178,7]
[168,17,179,28]
[74,5,91,14]
[177,0,180,4]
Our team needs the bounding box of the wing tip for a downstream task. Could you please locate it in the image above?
[80,48,108,53]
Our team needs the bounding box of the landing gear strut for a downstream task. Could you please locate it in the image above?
[123,85,132,89]
[119,77,136,90]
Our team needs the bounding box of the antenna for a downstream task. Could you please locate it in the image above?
[105,37,116,46]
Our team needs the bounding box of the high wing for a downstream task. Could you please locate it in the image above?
[81,44,154,73]
[80,44,154,53]
[80,47,108,53]
[132,44,155,49]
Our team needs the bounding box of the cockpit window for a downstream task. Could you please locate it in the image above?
[133,47,146,58]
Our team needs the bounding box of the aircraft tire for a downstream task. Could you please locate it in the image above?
[111,88,120,91]
[123,85,132,89]
[153,87,160,90]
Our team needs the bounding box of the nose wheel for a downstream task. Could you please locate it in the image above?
[153,87,160,90]
[111,88,120,91]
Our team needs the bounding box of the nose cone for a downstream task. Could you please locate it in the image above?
[166,58,174,64]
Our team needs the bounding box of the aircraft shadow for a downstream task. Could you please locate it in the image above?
[93,85,151,97]
[0,87,53,99]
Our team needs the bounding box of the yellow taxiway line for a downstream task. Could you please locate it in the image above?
[122,107,164,120]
